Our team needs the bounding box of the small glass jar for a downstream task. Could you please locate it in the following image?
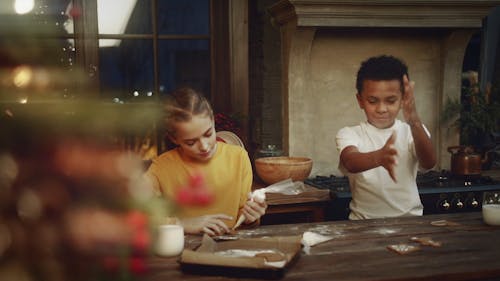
[255,144,283,159]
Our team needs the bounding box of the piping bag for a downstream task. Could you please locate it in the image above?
[232,178,303,230]
[232,189,266,230]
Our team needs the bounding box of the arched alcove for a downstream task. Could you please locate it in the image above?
[269,0,500,175]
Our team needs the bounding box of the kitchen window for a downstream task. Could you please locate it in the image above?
[0,0,248,156]
[72,0,211,102]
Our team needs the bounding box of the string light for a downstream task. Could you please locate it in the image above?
[14,0,34,14]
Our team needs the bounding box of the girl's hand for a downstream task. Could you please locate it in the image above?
[242,197,267,224]
[180,214,232,236]
[402,75,420,125]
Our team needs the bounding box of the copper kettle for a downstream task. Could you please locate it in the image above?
[447,146,489,177]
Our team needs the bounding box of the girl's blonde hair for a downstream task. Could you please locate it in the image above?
[163,87,213,137]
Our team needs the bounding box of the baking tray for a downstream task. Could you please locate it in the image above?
[179,235,302,279]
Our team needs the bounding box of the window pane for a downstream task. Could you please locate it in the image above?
[158,0,209,35]
[0,1,73,37]
[0,0,74,66]
[0,0,76,101]
[97,0,152,35]
[158,39,210,96]
[0,38,77,102]
[99,39,154,103]
[5,0,76,36]
[44,0,74,35]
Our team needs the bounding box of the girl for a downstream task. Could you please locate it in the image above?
[145,87,266,236]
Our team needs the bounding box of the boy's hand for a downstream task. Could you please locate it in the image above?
[402,75,420,126]
[180,214,232,236]
[377,131,398,182]
[242,197,267,224]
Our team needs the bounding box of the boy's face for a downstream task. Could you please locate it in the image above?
[170,114,217,162]
[356,79,402,129]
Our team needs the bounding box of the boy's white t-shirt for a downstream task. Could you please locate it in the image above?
[336,119,426,220]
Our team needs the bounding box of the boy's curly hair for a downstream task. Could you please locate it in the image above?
[356,55,409,94]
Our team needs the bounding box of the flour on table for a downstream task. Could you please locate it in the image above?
[308,225,344,236]
[214,249,287,268]
[368,227,401,235]
[237,228,272,237]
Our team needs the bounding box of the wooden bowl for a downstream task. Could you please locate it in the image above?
[254,156,313,185]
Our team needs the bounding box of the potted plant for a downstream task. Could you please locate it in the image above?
[441,74,500,176]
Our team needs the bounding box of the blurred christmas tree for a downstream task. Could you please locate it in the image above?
[0,4,177,280]
[0,101,175,281]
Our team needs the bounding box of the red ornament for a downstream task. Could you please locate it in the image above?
[175,173,214,206]
[125,210,148,231]
[68,4,82,19]
[175,187,195,205]
[189,173,205,189]
[193,189,214,206]
[131,229,150,254]
[129,257,148,275]
[101,256,119,273]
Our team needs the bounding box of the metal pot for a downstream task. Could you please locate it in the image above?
[447,146,488,177]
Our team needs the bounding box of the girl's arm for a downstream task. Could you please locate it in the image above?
[240,149,267,225]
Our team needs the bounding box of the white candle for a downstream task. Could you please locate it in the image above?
[155,224,184,257]
[482,204,500,226]
[483,191,500,226]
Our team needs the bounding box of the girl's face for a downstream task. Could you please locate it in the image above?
[356,79,403,129]
[170,114,217,162]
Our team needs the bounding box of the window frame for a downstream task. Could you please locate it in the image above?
[72,0,248,144]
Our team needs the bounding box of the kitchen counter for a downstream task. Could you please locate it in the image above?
[483,168,500,181]
[253,182,332,224]
[146,212,500,281]
[306,170,500,219]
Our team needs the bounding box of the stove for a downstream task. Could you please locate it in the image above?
[305,170,500,220]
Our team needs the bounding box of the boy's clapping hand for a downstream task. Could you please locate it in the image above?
[377,131,399,183]
[402,75,420,126]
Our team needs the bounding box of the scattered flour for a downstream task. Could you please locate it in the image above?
[368,228,401,235]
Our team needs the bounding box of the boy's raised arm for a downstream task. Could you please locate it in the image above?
[340,131,399,182]
[402,75,436,170]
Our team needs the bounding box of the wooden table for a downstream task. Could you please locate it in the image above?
[147,212,500,281]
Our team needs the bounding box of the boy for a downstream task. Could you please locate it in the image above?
[336,55,436,220]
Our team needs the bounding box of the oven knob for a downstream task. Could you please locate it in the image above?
[455,199,464,209]
[470,198,479,208]
[465,194,480,209]
[440,200,451,210]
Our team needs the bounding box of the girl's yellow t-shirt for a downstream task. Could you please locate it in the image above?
[145,142,252,228]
